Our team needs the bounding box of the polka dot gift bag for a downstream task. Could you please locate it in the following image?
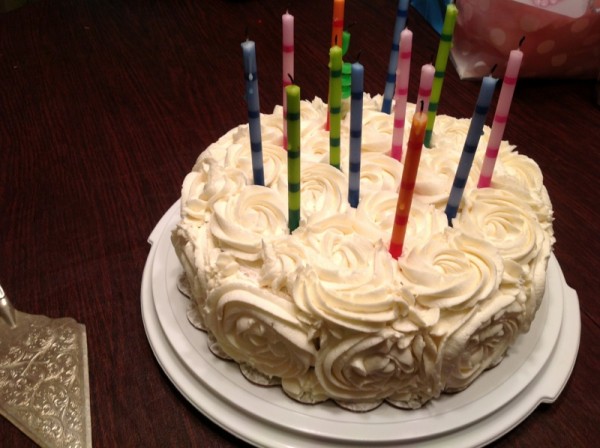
[451,0,600,79]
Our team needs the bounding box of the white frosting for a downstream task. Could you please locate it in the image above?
[172,94,554,410]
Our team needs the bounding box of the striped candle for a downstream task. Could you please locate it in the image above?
[341,30,352,100]
[241,39,265,186]
[445,75,498,225]
[424,3,458,148]
[329,45,343,169]
[478,48,523,188]
[390,28,413,161]
[286,84,301,232]
[325,0,345,132]
[416,63,435,117]
[282,10,294,150]
[389,108,428,259]
[331,0,345,48]
[381,0,409,114]
[348,61,364,208]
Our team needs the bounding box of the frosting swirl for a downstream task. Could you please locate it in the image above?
[210,185,287,261]
[454,187,547,276]
[204,282,316,379]
[292,215,409,332]
[398,230,503,310]
[315,328,402,404]
[439,292,523,392]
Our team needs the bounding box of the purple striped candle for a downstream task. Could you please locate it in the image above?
[390,28,412,161]
[478,48,523,188]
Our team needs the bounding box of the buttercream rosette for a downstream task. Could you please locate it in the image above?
[397,229,504,311]
[291,214,410,333]
[209,185,288,261]
[203,282,316,379]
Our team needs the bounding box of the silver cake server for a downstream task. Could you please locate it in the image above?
[0,284,92,447]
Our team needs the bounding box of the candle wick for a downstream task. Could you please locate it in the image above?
[519,36,525,49]
[355,50,362,63]
[346,21,357,31]
[334,34,338,47]
[420,99,424,112]
[288,73,295,85]
[490,63,498,75]
[245,25,249,41]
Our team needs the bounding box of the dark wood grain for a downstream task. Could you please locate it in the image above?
[1,1,599,446]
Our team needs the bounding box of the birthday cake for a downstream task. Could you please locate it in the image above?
[171,94,554,410]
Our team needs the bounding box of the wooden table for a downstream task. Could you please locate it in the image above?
[1,1,598,446]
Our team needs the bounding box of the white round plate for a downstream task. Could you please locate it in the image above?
[142,201,580,447]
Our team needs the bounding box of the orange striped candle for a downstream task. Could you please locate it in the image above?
[331,0,345,48]
[389,108,427,259]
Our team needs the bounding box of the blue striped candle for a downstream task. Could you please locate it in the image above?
[241,39,265,186]
[381,0,409,114]
[348,61,364,208]
[445,75,498,225]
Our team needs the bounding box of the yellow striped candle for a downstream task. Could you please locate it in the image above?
[424,3,458,148]
[329,45,343,169]
[286,84,301,232]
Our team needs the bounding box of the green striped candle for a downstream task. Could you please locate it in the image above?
[329,45,343,169]
[424,3,458,148]
[286,83,301,232]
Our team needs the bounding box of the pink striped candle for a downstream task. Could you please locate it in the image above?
[416,63,434,117]
[282,10,294,150]
[478,47,523,188]
[390,28,412,161]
